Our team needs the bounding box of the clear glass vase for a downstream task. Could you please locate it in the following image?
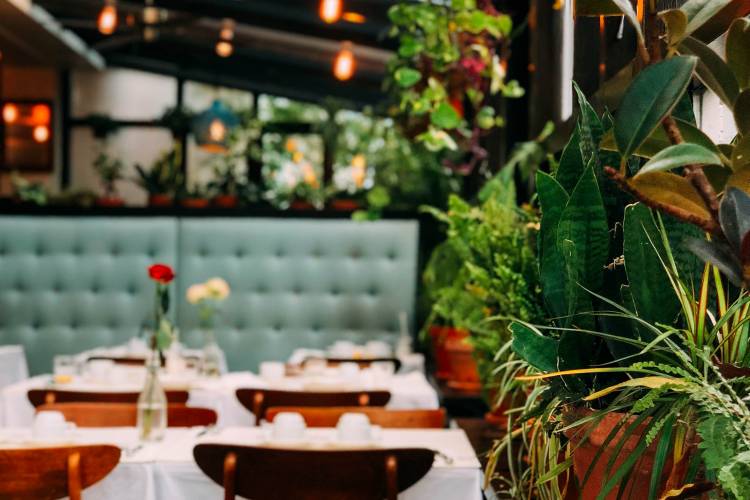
[137,350,167,441]
[201,330,224,378]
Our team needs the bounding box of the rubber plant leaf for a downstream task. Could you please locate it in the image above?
[601,117,720,160]
[727,166,750,194]
[637,143,722,176]
[735,90,750,136]
[681,0,733,38]
[660,9,688,48]
[686,238,744,287]
[614,56,697,159]
[679,36,740,107]
[692,0,750,43]
[627,171,712,222]
[727,17,750,90]
[732,134,750,171]
[719,188,750,253]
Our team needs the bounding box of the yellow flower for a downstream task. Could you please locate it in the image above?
[205,277,231,300]
[186,284,208,304]
[351,154,366,169]
[292,151,304,163]
[285,138,298,153]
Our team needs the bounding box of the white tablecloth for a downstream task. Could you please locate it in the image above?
[0,427,481,500]
[1,371,439,427]
[0,345,29,426]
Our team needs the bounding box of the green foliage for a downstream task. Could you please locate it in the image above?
[92,151,124,197]
[134,146,184,196]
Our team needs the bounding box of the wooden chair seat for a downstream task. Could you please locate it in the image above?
[28,388,190,407]
[235,389,391,424]
[266,407,446,429]
[0,445,120,500]
[193,444,434,500]
[303,356,402,372]
[37,403,217,428]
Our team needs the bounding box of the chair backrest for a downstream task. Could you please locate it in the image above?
[193,444,434,500]
[0,445,120,500]
[37,403,217,428]
[266,407,446,429]
[235,389,391,423]
[28,389,189,407]
[304,357,402,372]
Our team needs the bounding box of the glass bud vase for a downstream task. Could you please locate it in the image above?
[137,350,167,441]
[201,330,223,378]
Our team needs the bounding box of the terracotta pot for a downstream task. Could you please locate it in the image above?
[566,410,692,500]
[180,198,210,209]
[445,337,481,393]
[330,199,360,211]
[148,194,173,207]
[429,326,468,381]
[290,200,315,210]
[213,194,239,208]
[95,196,125,207]
[717,362,750,379]
[483,388,515,427]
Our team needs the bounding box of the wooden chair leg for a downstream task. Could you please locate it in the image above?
[67,452,82,500]
[358,393,370,406]
[252,393,264,425]
[385,454,398,500]
[223,452,237,500]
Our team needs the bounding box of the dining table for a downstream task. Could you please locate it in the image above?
[1,369,440,427]
[0,426,482,500]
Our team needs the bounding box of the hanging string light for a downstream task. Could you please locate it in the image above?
[32,125,50,144]
[215,18,235,58]
[97,0,118,35]
[333,41,356,81]
[142,0,162,25]
[319,0,343,24]
[2,103,18,124]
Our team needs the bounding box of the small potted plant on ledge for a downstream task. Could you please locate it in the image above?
[134,146,183,207]
[93,151,125,207]
[328,154,373,211]
[264,148,324,210]
[179,182,211,209]
[207,155,246,208]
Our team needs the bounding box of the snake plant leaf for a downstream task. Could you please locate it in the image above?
[679,36,740,107]
[556,129,584,194]
[601,117,719,159]
[719,188,750,253]
[681,0,733,38]
[573,82,603,167]
[636,144,722,176]
[661,9,688,48]
[510,322,558,373]
[627,172,712,221]
[735,90,750,136]
[727,18,750,90]
[614,56,697,159]
[557,165,609,291]
[624,204,680,336]
[733,135,750,171]
[537,171,571,320]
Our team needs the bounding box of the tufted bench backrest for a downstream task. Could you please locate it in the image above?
[0,217,177,375]
[177,218,419,371]
[0,216,419,374]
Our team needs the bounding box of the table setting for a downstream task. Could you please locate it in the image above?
[0,410,482,500]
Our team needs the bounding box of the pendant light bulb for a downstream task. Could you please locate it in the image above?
[215,40,233,58]
[319,0,342,24]
[97,0,118,35]
[333,41,356,81]
[2,104,18,124]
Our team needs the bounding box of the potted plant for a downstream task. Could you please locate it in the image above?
[10,172,47,206]
[93,151,125,207]
[264,145,324,210]
[328,154,373,210]
[387,0,522,172]
[179,183,210,209]
[134,146,183,207]
[491,3,750,494]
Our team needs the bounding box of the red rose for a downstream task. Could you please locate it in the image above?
[148,263,175,284]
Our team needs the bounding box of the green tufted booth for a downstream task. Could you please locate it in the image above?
[0,216,419,374]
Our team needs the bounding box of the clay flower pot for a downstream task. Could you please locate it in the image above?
[444,338,481,393]
[95,196,125,207]
[290,200,315,210]
[213,194,239,208]
[429,326,468,381]
[565,410,693,500]
[148,194,173,207]
[180,198,210,209]
[330,199,360,211]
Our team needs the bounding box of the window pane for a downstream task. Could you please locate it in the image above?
[257,95,327,122]
[71,69,177,120]
[183,82,253,113]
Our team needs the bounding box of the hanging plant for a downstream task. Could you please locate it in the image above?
[159,106,195,138]
[386,0,522,172]
[87,114,120,139]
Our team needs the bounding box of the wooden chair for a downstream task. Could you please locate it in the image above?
[193,444,434,500]
[303,356,402,372]
[266,407,446,429]
[0,445,120,500]
[37,403,217,428]
[28,389,190,407]
[235,389,391,424]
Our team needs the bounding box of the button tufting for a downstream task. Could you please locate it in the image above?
[235,248,245,258]
[388,251,398,260]
[275,249,285,258]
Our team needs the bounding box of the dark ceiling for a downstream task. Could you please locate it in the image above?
[34,0,400,105]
